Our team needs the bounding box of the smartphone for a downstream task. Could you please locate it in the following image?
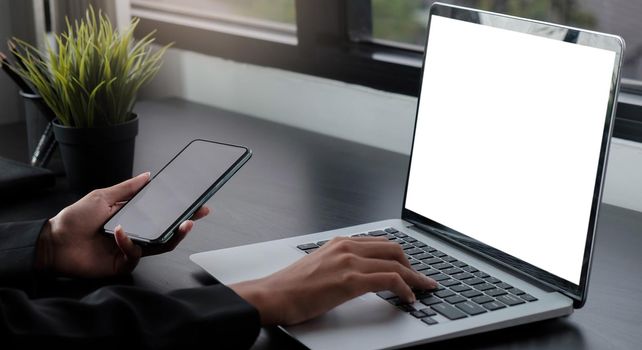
[103,139,252,244]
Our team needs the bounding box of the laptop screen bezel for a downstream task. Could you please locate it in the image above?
[401,2,624,308]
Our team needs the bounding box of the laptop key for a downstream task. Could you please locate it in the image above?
[445,295,467,304]
[474,271,491,278]
[305,248,318,254]
[387,297,403,306]
[443,267,462,275]
[420,307,437,316]
[431,273,450,281]
[442,255,457,263]
[401,243,414,250]
[433,251,447,258]
[420,296,442,306]
[415,252,432,260]
[414,289,434,299]
[404,237,418,243]
[421,268,440,276]
[414,242,428,248]
[398,304,417,312]
[440,279,460,287]
[510,288,525,295]
[296,243,318,250]
[394,232,408,238]
[452,272,474,280]
[409,259,422,266]
[474,283,495,291]
[521,294,538,302]
[432,303,468,320]
[413,263,431,271]
[451,284,472,293]
[435,289,455,298]
[384,227,398,234]
[424,257,443,265]
[486,289,508,297]
[462,266,479,273]
[461,290,483,298]
[465,278,485,285]
[421,316,439,325]
[316,240,329,246]
[433,262,452,270]
[485,277,501,284]
[406,248,424,255]
[456,301,487,316]
[472,295,494,304]
[452,261,468,268]
[483,301,506,311]
[496,294,525,306]
[376,291,397,300]
[410,310,426,318]
[472,295,495,304]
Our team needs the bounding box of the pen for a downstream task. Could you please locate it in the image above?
[31,122,57,167]
[7,40,30,73]
[0,52,34,94]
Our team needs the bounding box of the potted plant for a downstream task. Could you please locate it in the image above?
[10,7,169,193]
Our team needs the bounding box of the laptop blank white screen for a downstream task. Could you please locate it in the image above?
[405,15,616,284]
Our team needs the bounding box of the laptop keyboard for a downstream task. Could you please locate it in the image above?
[296,227,538,326]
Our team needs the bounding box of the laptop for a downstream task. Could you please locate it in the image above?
[191,3,625,349]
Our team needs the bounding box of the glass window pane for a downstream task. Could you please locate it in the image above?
[152,0,296,25]
[371,0,642,81]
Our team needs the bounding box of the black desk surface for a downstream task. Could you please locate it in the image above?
[1,98,641,349]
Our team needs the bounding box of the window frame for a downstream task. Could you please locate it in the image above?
[131,0,642,142]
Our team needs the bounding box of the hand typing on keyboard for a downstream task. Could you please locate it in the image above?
[229,236,438,326]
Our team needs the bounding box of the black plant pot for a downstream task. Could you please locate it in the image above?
[52,116,139,193]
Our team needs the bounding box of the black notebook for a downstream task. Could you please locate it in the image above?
[0,157,55,197]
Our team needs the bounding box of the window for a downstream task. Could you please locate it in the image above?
[132,0,642,141]
[132,0,296,44]
[366,0,642,83]
[147,0,295,25]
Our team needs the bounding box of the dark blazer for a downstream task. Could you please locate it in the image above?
[0,220,260,349]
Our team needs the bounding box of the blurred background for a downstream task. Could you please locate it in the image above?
[1,0,641,211]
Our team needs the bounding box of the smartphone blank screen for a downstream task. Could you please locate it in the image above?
[104,140,248,242]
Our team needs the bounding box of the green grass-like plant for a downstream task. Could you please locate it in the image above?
[10,7,170,127]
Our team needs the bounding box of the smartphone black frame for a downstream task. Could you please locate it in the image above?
[103,139,252,245]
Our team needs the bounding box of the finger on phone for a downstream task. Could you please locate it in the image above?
[190,206,210,221]
[177,220,194,235]
[103,172,150,203]
[142,221,192,256]
[114,225,142,261]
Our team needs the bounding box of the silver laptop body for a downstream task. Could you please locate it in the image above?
[192,3,624,350]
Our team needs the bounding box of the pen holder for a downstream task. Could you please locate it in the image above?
[20,90,64,174]
[20,91,50,157]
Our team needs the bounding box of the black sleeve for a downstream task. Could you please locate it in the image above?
[0,221,261,349]
[1,284,260,349]
[0,219,47,281]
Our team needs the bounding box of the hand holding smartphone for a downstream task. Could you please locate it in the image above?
[104,139,252,244]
